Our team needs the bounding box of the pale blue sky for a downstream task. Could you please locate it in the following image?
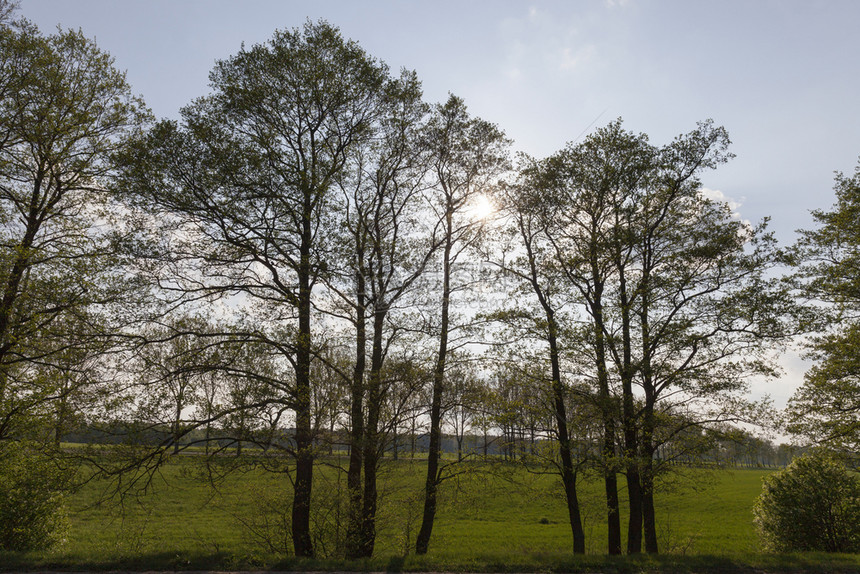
[19,0,860,407]
[20,0,860,241]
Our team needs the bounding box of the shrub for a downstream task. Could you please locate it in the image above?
[0,442,70,551]
[753,452,860,552]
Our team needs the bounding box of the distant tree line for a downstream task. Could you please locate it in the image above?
[1,1,857,557]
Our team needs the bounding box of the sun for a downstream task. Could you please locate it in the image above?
[470,194,495,221]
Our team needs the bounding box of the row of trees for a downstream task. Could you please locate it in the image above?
[1,5,857,556]
[490,118,793,554]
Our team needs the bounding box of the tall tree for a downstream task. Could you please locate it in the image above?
[115,21,389,557]
[327,70,438,558]
[786,160,860,454]
[543,122,657,554]
[0,9,148,446]
[415,94,510,555]
[494,161,587,553]
[515,119,791,555]
[623,121,789,552]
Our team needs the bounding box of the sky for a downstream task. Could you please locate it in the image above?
[18,0,860,412]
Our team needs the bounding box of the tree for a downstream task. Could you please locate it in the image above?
[441,361,486,462]
[493,162,589,552]
[753,452,860,552]
[415,94,510,555]
[786,325,860,453]
[0,5,147,550]
[525,122,655,554]
[131,318,222,455]
[786,160,860,454]
[115,21,390,557]
[0,5,148,446]
[509,119,791,555]
[326,70,438,558]
[613,120,788,553]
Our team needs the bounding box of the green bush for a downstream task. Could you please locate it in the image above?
[0,442,70,551]
[753,452,860,552]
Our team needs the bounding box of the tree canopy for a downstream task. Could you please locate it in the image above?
[787,161,860,454]
[0,4,148,445]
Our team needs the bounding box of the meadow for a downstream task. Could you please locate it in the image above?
[2,456,859,573]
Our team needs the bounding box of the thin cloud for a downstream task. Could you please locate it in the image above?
[560,45,597,70]
[699,187,751,228]
[501,6,598,79]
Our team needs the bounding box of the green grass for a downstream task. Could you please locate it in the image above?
[2,456,859,572]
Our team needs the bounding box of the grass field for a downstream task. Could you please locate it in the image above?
[2,456,859,572]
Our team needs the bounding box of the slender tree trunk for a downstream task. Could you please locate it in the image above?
[357,307,387,557]
[345,264,367,559]
[639,265,658,554]
[415,235,452,555]
[549,329,586,554]
[522,224,585,553]
[415,351,444,555]
[641,400,658,553]
[602,428,622,555]
[592,284,622,555]
[623,404,642,554]
[292,207,315,558]
[618,275,642,554]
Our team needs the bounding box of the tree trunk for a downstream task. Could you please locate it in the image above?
[550,333,586,554]
[356,307,387,558]
[641,400,658,553]
[291,206,315,558]
[415,358,443,555]
[603,432,622,555]
[415,234,452,555]
[345,263,367,559]
[618,274,642,554]
[639,266,658,555]
[522,227,586,554]
[624,434,642,554]
[591,282,622,555]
